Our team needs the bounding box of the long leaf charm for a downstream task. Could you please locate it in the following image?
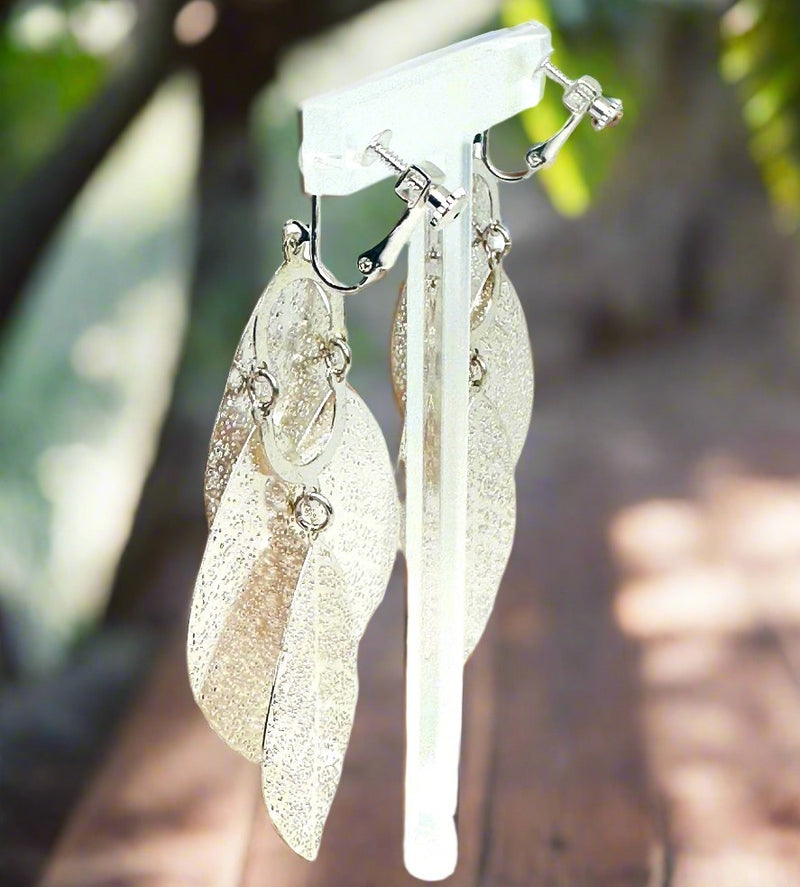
[391,161,533,659]
[188,222,398,859]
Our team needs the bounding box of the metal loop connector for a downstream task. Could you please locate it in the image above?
[363,130,468,228]
[282,220,309,262]
[310,188,428,294]
[480,220,511,266]
[469,348,487,389]
[324,335,351,383]
[292,489,333,536]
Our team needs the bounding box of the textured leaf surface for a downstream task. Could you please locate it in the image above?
[391,286,524,659]
[260,277,337,466]
[204,299,259,526]
[261,544,355,861]
[189,429,307,761]
[191,374,398,854]
[479,272,534,466]
[390,169,532,658]
[204,269,342,523]
[190,384,397,758]
[261,388,399,859]
[392,183,533,463]
[464,394,516,659]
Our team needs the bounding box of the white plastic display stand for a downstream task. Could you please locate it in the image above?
[300,22,552,881]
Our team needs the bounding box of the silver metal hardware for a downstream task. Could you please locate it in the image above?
[479,56,623,182]
[480,220,511,267]
[309,185,429,294]
[364,131,468,229]
[541,59,623,131]
[324,335,351,383]
[292,489,333,535]
[282,219,308,261]
[310,191,415,295]
[309,195,375,294]
[477,219,511,321]
[248,362,279,421]
[308,132,468,294]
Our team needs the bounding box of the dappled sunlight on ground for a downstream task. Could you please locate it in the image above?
[610,459,800,884]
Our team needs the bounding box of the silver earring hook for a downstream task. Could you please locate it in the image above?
[309,131,467,294]
[477,129,532,182]
[479,56,623,183]
[309,194,373,294]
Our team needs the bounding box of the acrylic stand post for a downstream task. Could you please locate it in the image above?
[300,22,552,881]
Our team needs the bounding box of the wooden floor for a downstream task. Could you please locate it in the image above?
[41,325,800,886]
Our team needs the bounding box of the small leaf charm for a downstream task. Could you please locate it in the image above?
[261,545,355,860]
[204,299,261,526]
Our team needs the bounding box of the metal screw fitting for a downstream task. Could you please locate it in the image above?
[541,59,623,131]
[364,131,467,227]
[364,132,407,175]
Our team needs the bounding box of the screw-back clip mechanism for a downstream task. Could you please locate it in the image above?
[309,130,467,294]
[479,56,623,183]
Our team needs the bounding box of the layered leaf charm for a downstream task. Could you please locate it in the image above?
[391,161,534,659]
[188,223,398,859]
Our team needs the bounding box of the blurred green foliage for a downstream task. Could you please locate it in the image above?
[0,23,106,198]
[721,0,800,231]
[0,75,198,671]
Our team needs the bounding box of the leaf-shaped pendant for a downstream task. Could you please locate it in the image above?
[391,268,533,463]
[262,387,398,859]
[390,163,533,659]
[189,224,398,859]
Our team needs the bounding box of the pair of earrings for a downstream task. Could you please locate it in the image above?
[187,61,622,861]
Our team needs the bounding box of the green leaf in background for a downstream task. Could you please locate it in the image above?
[721,0,800,232]
[501,0,637,216]
[0,25,107,198]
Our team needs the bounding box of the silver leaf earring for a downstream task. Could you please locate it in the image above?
[390,57,622,659]
[188,146,466,858]
[390,145,534,659]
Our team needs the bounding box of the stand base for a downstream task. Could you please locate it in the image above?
[404,812,458,882]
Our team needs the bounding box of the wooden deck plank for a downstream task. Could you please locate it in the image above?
[612,464,800,886]
[40,636,258,887]
[477,456,659,886]
[644,630,800,887]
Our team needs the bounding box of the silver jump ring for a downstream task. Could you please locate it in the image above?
[292,489,333,535]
